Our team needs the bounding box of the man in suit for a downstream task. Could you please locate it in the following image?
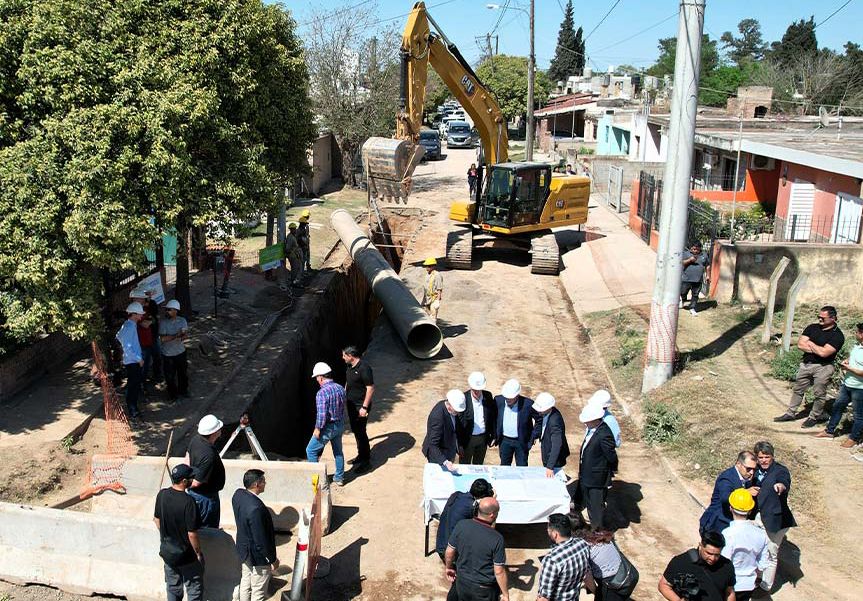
[459,372,498,465]
[494,379,535,466]
[530,392,570,478]
[699,451,757,535]
[576,403,618,528]
[752,441,796,593]
[231,469,278,601]
[422,389,466,472]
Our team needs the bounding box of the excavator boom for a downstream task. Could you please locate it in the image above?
[362,1,508,202]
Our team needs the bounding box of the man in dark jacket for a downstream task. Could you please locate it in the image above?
[435,478,495,559]
[699,451,757,534]
[422,390,466,471]
[752,441,796,593]
[232,469,278,601]
[576,403,618,528]
[495,379,535,466]
[530,393,570,479]
[459,372,498,465]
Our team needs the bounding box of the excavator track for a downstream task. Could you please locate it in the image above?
[446,227,473,270]
[530,234,560,275]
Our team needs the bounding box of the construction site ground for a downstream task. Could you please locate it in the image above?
[0,145,859,600]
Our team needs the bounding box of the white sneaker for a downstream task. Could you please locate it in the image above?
[679,299,684,309]
[690,307,698,316]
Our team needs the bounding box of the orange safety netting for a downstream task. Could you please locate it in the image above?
[82,341,134,498]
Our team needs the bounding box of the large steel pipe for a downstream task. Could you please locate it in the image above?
[331,209,443,359]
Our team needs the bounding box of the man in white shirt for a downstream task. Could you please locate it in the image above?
[721,488,769,601]
[458,372,497,464]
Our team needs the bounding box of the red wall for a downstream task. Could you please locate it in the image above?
[628,181,660,250]
[689,159,780,210]
[775,162,862,241]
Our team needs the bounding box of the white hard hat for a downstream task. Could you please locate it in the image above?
[446,389,466,412]
[126,302,145,315]
[467,371,487,391]
[311,362,332,378]
[588,389,612,409]
[501,378,521,399]
[533,392,556,412]
[165,299,181,311]
[198,414,224,436]
[129,288,147,299]
[579,403,605,423]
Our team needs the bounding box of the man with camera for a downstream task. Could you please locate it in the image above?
[659,531,736,601]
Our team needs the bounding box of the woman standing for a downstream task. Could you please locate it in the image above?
[467,163,478,196]
[583,529,633,600]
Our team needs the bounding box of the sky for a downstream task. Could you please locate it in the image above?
[284,0,861,71]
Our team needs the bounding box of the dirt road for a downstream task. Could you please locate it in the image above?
[315,147,717,601]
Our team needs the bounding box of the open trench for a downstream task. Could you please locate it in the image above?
[220,209,420,459]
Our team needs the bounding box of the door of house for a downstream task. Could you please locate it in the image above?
[830,192,863,243]
[785,179,815,241]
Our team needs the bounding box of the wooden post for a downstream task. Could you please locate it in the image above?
[761,256,791,343]
[782,273,807,353]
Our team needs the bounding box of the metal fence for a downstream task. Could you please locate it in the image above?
[774,214,863,244]
[690,173,743,192]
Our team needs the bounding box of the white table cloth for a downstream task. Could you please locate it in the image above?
[422,463,571,524]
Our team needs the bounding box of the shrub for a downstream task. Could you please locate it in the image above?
[768,348,803,381]
[643,401,682,444]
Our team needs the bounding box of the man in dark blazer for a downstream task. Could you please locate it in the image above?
[530,392,570,478]
[422,389,466,472]
[458,371,498,465]
[232,469,278,601]
[699,450,757,534]
[577,403,618,528]
[752,440,796,592]
[494,378,535,466]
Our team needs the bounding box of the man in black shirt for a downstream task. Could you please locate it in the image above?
[342,346,375,473]
[154,464,204,601]
[445,497,509,601]
[774,305,845,427]
[187,414,226,528]
[659,531,735,601]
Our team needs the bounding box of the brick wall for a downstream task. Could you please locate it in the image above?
[0,333,87,402]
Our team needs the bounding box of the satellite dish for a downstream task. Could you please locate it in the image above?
[819,106,830,128]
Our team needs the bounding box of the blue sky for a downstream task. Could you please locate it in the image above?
[284,0,860,71]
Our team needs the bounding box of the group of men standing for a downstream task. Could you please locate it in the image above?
[155,414,278,601]
[421,373,621,530]
[116,287,190,422]
[280,208,312,291]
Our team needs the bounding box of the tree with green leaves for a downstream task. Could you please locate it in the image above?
[768,17,817,70]
[720,18,767,66]
[304,3,401,185]
[647,35,720,104]
[547,0,585,84]
[424,70,450,116]
[475,55,551,123]
[0,0,314,347]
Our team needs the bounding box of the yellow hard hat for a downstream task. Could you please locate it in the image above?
[423,257,437,266]
[299,215,309,223]
[729,488,755,513]
[301,209,311,218]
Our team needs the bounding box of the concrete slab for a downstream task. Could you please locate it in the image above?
[90,456,330,533]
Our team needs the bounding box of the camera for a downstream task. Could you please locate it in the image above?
[671,573,701,600]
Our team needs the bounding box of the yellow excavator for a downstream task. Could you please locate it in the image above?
[361,1,590,274]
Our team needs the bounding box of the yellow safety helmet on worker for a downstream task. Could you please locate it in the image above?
[423,257,437,266]
[728,488,755,513]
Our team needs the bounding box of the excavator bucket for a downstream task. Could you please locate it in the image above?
[362,137,425,203]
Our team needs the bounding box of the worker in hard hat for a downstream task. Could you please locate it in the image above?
[308,362,347,486]
[159,299,189,401]
[721,489,769,601]
[116,301,146,421]
[421,257,443,321]
[298,209,312,274]
[281,222,304,290]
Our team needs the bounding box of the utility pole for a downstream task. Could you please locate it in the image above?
[641,0,706,394]
[526,0,535,161]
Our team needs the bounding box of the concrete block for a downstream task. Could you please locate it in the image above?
[0,502,241,600]
[90,456,331,533]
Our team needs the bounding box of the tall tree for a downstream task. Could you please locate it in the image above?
[720,18,767,66]
[768,17,817,70]
[304,2,401,185]
[475,55,551,122]
[0,0,314,344]
[647,35,719,88]
[548,0,585,84]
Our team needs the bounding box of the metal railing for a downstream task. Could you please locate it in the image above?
[774,214,863,244]
[689,173,743,192]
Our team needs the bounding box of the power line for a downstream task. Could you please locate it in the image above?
[296,0,376,28]
[590,12,677,54]
[583,0,623,42]
[813,0,854,30]
[490,0,512,36]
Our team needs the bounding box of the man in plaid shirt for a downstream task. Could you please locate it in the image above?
[537,514,591,601]
[306,362,346,486]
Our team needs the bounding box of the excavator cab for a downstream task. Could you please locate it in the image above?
[479,164,551,229]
